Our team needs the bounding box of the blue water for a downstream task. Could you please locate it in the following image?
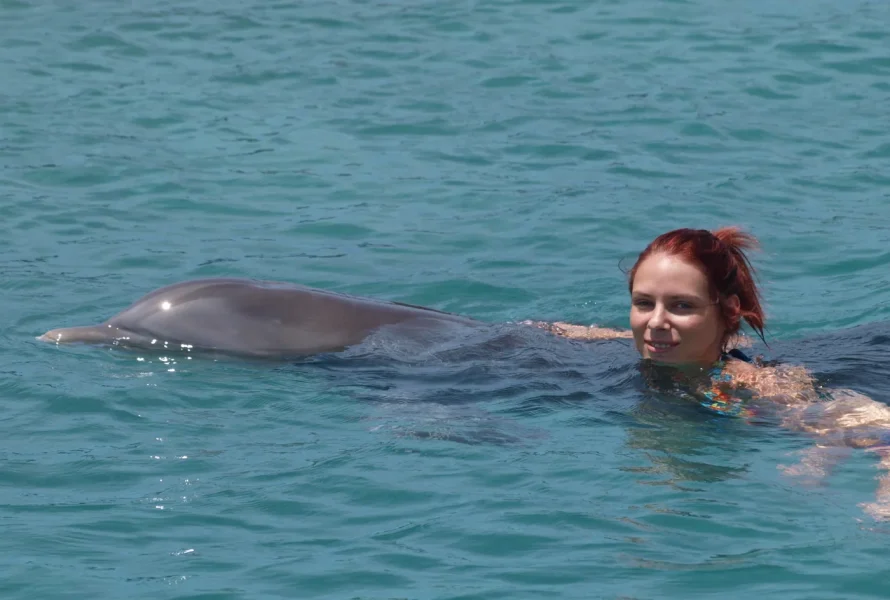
[4,0,890,597]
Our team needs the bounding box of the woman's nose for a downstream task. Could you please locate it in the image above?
[647,304,669,329]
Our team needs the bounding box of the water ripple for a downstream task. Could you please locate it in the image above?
[3,0,890,597]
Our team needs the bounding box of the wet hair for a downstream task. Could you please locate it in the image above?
[628,227,766,347]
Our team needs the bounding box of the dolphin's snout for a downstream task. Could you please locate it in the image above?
[35,325,117,345]
[37,329,62,343]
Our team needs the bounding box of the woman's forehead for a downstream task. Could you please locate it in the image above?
[632,254,710,294]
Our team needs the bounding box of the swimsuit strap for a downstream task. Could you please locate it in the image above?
[723,348,753,363]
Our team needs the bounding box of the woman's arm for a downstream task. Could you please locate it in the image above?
[521,321,633,340]
[862,451,890,521]
[736,365,890,520]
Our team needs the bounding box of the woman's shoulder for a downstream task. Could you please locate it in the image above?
[724,356,759,382]
[724,356,814,399]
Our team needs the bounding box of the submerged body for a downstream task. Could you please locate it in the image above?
[38,278,477,358]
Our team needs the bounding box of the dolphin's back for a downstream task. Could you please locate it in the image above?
[38,278,475,358]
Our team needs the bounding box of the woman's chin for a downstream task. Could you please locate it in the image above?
[644,355,716,370]
[642,346,682,363]
[648,356,683,366]
[640,348,707,367]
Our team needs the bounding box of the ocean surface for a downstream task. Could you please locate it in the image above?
[3,0,890,597]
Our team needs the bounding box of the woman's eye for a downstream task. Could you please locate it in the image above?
[673,302,694,310]
[633,299,654,308]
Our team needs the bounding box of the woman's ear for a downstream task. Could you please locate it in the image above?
[721,294,742,332]
[726,294,740,316]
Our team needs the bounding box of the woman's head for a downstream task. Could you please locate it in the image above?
[627,227,765,365]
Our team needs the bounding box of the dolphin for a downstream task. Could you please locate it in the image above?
[37,278,478,358]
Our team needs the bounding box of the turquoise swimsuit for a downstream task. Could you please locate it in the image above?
[701,349,755,418]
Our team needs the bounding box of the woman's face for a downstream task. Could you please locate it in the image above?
[630,253,733,366]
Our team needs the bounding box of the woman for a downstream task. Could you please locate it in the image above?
[531,227,890,520]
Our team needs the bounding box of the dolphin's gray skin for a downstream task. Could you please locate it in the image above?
[38,278,477,358]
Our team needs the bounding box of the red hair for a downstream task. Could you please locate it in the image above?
[628,227,766,347]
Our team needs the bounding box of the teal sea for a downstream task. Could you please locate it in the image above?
[3,0,890,597]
